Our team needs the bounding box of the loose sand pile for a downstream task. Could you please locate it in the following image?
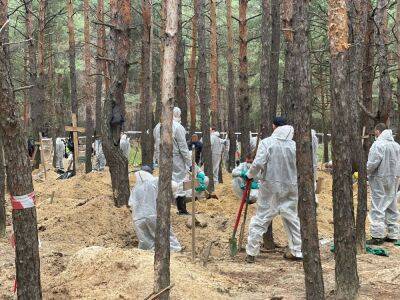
[1,166,399,299]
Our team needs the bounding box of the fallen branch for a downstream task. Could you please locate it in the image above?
[13,85,34,93]
[3,38,33,46]
[144,284,175,300]
[0,19,10,34]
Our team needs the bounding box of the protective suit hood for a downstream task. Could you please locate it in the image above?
[271,125,294,141]
[377,129,394,142]
[173,107,181,123]
[134,170,155,185]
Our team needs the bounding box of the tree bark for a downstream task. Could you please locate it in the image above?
[0,3,42,296]
[375,0,392,124]
[38,0,51,137]
[347,0,369,254]
[238,0,250,159]
[188,0,198,133]
[197,0,214,191]
[291,1,325,298]
[0,137,5,237]
[24,0,44,169]
[84,0,94,173]
[226,0,236,172]
[268,0,281,132]
[175,0,188,128]
[328,1,359,298]
[397,0,400,141]
[102,0,131,207]
[260,0,271,138]
[281,0,294,123]
[140,0,154,166]
[154,1,179,298]
[210,0,219,128]
[95,0,105,136]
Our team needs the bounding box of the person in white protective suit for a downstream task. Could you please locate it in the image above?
[154,107,191,215]
[55,137,65,171]
[311,129,319,203]
[93,137,106,171]
[210,128,223,184]
[245,117,302,263]
[366,123,400,245]
[128,166,182,251]
[120,133,131,160]
[232,152,259,204]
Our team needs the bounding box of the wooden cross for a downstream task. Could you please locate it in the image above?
[65,113,85,171]
[361,126,370,146]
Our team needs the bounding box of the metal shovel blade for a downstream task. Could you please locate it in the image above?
[229,236,238,257]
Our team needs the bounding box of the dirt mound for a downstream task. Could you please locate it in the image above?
[1,167,399,299]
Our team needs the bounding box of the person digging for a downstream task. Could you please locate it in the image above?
[244,117,303,263]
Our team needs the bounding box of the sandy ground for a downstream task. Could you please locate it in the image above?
[1,164,400,299]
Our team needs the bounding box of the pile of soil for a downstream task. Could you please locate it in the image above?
[1,166,399,299]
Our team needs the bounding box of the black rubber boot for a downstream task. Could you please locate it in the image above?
[176,196,189,215]
[366,237,385,245]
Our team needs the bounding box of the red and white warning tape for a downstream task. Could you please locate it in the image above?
[10,192,36,210]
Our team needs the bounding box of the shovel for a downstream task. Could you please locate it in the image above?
[229,179,251,257]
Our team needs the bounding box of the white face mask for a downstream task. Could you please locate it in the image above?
[246,163,252,169]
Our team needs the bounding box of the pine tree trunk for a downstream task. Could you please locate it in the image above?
[95,0,105,136]
[84,0,94,173]
[347,0,369,254]
[197,0,214,191]
[102,0,131,207]
[375,0,392,124]
[154,1,179,298]
[210,0,219,128]
[67,0,78,118]
[291,1,325,298]
[25,0,44,169]
[226,0,236,172]
[397,0,400,141]
[175,0,188,128]
[268,0,280,129]
[0,137,5,237]
[140,0,154,166]
[0,4,42,295]
[188,0,198,133]
[328,1,359,297]
[260,0,271,138]
[281,0,294,122]
[238,0,250,159]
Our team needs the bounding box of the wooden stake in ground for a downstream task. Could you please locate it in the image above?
[154,0,179,298]
[65,113,85,173]
[191,145,196,261]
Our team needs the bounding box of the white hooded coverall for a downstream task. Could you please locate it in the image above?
[55,138,65,170]
[211,131,223,184]
[246,125,302,258]
[128,171,182,251]
[94,139,106,171]
[154,107,191,196]
[120,134,131,160]
[367,129,400,239]
[232,162,259,203]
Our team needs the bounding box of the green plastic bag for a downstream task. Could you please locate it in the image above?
[195,172,207,192]
[330,244,389,257]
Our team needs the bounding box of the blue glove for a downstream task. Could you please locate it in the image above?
[240,169,250,180]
